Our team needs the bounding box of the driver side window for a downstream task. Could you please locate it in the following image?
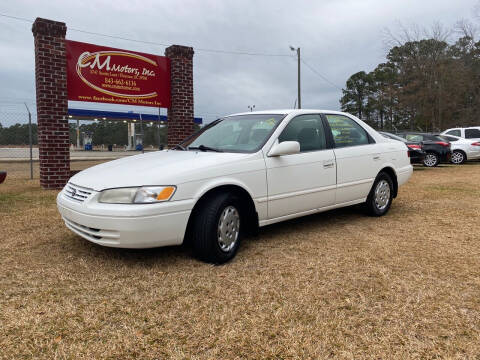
[278,114,326,152]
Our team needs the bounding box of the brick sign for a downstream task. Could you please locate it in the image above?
[66,40,171,108]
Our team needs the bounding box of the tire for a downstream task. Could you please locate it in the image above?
[423,152,439,167]
[365,172,394,217]
[451,150,466,165]
[192,192,243,264]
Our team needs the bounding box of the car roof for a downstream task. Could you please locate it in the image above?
[227,109,350,117]
[445,126,480,129]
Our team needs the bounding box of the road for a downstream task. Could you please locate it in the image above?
[0,148,147,160]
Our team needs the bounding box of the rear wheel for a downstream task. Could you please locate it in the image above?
[451,150,466,165]
[192,192,242,264]
[365,172,394,216]
[423,152,439,167]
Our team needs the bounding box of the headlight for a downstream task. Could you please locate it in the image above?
[98,186,176,204]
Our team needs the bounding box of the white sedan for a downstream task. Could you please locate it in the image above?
[57,110,412,263]
[441,134,480,164]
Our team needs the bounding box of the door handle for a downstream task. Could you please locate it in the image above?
[323,160,335,168]
[373,155,381,161]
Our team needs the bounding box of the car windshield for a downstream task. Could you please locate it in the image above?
[181,114,285,153]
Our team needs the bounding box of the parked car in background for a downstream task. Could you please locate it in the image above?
[57,110,413,263]
[379,131,425,164]
[441,127,480,140]
[440,134,480,164]
[395,132,451,167]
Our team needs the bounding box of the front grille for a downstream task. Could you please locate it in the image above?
[64,183,93,202]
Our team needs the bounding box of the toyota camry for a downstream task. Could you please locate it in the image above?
[57,110,413,263]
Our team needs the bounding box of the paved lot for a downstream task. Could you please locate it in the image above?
[1,161,480,359]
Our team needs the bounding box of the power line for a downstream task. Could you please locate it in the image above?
[0,12,292,57]
[301,59,343,91]
[0,13,31,23]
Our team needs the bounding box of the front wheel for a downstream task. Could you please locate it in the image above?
[423,152,439,167]
[365,172,394,216]
[451,150,466,165]
[192,193,242,264]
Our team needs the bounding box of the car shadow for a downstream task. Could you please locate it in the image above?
[71,204,367,267]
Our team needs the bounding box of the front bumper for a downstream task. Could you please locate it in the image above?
[57,190,193,249]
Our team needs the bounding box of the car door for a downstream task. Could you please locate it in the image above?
[264,114,336,219]
[323,114,381,204]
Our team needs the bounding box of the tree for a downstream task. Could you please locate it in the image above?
[340,71,372,120]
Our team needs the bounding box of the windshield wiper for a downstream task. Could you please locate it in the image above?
[188,144,223,152]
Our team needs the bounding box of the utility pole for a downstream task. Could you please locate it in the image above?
[24,103,33,180]
[290,46,301,109]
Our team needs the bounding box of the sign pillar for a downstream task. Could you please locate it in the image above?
[32,18,70,189]
[165,45,195,148]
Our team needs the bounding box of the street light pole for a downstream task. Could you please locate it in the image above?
[290,46,301,109]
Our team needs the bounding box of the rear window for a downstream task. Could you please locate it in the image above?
[423,134,446,142]
[465,129,480,139]
[405,134,423,142]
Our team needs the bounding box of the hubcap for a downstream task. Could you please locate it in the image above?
[374,180,390,210]
[424,154,437,167]
[217,206,240,252]
[451,151,464,164]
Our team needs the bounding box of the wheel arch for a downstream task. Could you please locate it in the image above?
[378,166,398,198]
[452,148,467,161]
[183,183,259,245]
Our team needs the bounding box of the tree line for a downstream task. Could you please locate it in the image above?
[340,24,480,132]
[0,121,167,146]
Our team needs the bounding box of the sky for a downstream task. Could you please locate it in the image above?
[0,0,479,125]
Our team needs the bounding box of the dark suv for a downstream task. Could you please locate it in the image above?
[395,132,451,167]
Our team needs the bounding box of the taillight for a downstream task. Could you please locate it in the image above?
[471,142,480,146]
[435,141,450,147]
[407,144,421,149]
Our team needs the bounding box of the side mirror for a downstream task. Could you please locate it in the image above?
[268,141,300,157]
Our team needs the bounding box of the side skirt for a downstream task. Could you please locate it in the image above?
[259,198,366,227]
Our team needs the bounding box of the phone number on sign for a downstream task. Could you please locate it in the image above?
[104,78,137,87]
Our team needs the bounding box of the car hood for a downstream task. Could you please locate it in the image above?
[70,150,255,191]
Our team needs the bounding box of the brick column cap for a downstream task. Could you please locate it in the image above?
[32,17,66,37]
[165,45,194,59]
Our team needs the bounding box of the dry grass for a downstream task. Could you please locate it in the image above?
[1,161,480,359]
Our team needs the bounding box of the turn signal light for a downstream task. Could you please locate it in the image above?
[156,186,176,201]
